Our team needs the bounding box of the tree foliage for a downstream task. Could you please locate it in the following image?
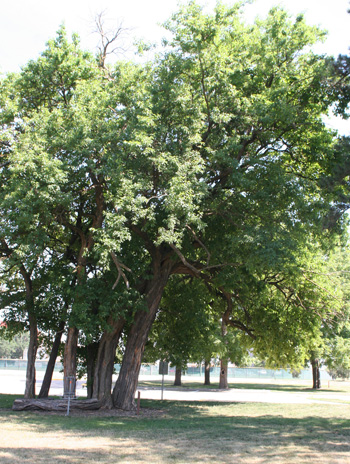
[0,2,349,408]
[0,329,29,359]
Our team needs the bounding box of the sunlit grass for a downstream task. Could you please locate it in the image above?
[1,392,350,463]
[138,377,350,394]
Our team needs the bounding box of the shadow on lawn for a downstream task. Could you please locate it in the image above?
[1,396,349,432]
[0,399,350,464]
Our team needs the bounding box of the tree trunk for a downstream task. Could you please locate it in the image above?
[311,358,321,389]
[20,265,37,400]
[112,256,173,410]
[219,358,228,389]
[38,321,65,399]
[219,308,229,390]
[204,360,211,386]
[174,366,182,386]
[62,193,104,398]
[63,327,79,398]
[86,342,99,399]
[24,313,38,399]
[92,317,125,408]
[111,309,153,410]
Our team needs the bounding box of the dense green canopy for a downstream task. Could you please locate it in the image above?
[0,2,349,408]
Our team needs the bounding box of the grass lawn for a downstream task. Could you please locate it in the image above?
[0,382,349,464]
[138,377,344,392]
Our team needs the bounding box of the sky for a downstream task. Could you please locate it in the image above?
[0,0,349,131]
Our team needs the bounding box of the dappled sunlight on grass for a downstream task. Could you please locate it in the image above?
[1,394,350,463]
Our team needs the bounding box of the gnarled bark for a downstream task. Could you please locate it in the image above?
[92,317,125,408]
[112,255,174,410]
[13,398,101,411]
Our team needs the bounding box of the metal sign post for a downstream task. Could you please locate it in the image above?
[158,361,168,401]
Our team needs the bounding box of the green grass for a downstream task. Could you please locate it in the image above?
[0,394,18,409]
[138,378,350,394]
[1,391,350,463]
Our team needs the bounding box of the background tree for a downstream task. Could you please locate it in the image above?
[0,330,29,359]
[145,277,217,386]
[318,243,350,383]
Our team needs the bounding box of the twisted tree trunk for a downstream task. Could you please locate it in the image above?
[92,317,125,408]
[112,255,174,410]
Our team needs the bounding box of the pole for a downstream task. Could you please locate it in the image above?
[66,376,75,416]
[137,391,141,415]
[161,372,164,401]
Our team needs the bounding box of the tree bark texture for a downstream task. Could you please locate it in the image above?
[92,317,125,408]
[219,358,228,389]
[174,366,182,386]
[112,255,174,410]
[204,360,211,385]
[311,358,321,389]
[13,398,101,411]
[219,308,229,390]
[38,321,65,398]
[24,313,38,399]
[63,327,79,397]
[86,342,99,399]
[20,265,38,400]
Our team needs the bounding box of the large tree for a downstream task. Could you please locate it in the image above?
[2,2,349,411]
[108,3,346,408]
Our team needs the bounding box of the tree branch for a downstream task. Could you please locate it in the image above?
[169,243,201,277]
[110,251,131,289]
[94,11,129,69]
[186,224,210,265]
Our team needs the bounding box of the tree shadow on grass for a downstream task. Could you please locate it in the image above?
[1,397,349,431]
[0,401,349,464]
